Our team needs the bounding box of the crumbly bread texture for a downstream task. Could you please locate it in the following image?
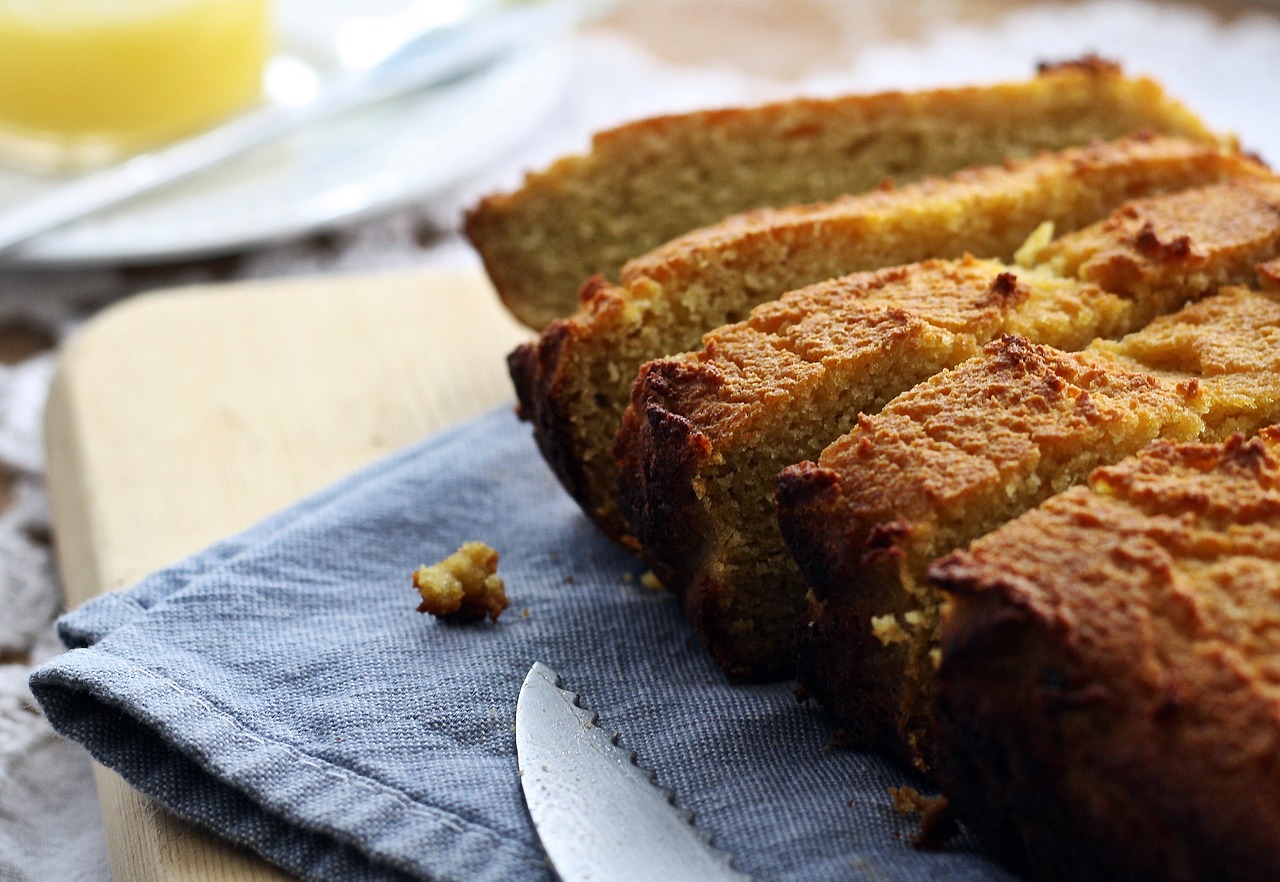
[413,542,508,623]
[468,58,1217,330]
[777,285,1280,772]
[617,174,1280,680]
[511,137,1258,545]
[888,785,958,850]
[616,260,1116,678]
[931,430,1280,882]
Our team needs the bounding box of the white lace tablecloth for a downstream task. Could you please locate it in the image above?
[3,2,1279,879]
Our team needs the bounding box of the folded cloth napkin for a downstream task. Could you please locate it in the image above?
[30,407,1016,882]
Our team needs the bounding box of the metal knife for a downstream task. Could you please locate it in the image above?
[516,662,751,882]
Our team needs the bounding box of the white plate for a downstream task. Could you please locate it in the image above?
[0,13,571,267]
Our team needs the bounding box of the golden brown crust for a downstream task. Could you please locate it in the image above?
[467,62,1220,330]
[615,171,1280,683]
[779,334,1206,767]
[1095,285,1280,439]
[772,176,1280,767]
[781,279,1280,768]
[622,136,1261,296]
[512,138,1262,550]
[1035,176,1280,298]
[616,258,1119,677]
[506,279,625,535]
[931,430,1280,882]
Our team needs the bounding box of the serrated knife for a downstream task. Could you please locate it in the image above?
[515,662,751,882]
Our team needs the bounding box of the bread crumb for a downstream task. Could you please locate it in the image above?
[640,571,664,591]
[889,785,927,815]
[888,786,959,850]
[1014,220,1055,267]
[413,542,508,623]
[871,613,909,646]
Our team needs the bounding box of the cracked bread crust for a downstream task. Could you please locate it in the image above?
[615,172,1280,683]
[618,271,977,677]
[510,138,1264,546]
[780,284,1280,773]
[616,258,1122,678]
[1032,176,1280,298]
[931,430,1280,882]
[778,335,1206,768]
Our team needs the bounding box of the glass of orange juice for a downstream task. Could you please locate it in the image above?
[0,0,272,172]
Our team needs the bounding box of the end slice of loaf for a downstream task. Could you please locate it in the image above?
[468,58,1218,330]
[512,137,1259,544]
[777,285,1280,772]
[617,174,1280,680]
[931,430,1280,882]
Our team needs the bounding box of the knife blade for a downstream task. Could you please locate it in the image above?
[515,662,751,882]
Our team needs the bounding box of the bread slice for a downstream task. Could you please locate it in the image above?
[776,285,1280,772]
[617,174,1280,680]
[616,260,1119,678]
[511,137,1255,544]
[467,59,1217,330]
[931,430,1280,882]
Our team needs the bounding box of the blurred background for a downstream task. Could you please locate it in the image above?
[1,0,1278,879]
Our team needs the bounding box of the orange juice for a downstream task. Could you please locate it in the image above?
[0,0,271,171]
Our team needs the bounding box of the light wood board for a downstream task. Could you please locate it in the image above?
[44,269,531,882]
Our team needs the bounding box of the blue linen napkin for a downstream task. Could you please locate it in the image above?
[30,406,1017,882]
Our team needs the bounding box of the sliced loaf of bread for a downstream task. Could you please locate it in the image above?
[618,174,1280,680]
[931,430,1280,882]
[777,285,1280,771]
[513,137,1256,544]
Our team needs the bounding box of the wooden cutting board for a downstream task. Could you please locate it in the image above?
[44,269,532,882]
